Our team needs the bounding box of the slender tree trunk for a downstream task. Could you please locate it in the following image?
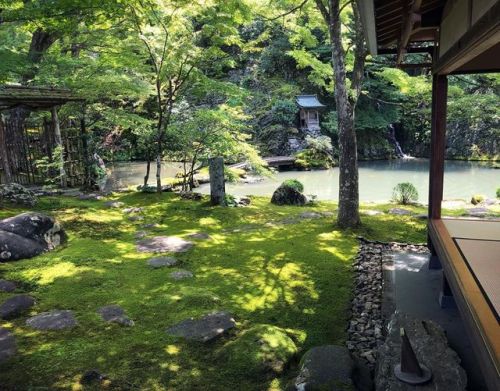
[51,106,67,188]
[0,115,12,184]
[144,149,151,188]
[316,0,363,228]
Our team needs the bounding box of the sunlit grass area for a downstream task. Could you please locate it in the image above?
[0,193,496,390]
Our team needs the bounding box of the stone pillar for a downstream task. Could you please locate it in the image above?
[209,157,225,206]
[51,106,67,187]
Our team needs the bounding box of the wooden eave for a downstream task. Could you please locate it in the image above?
[0,85,83,111]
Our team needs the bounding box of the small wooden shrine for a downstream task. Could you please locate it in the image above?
[296,95,326,132]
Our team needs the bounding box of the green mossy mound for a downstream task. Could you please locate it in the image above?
[217,324,299,377]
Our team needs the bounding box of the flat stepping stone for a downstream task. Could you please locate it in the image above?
[0,327,16,363]
[148,256,178,268]
[465,207,489,217]
[187,232,211,240]
[1,295,35,320]
[26,310,77,330]
[128,215,145,221]
[299,212,323,219]
[136,236,193,253]
[104,201,125,208]
[122,207,143,214]
[170,270,194,280]
[0,280,17,292]
[141,223,159,229]
[98,305,134,327]
[166,311,235,342]
[388,208,412,215]
[363,210,384,216]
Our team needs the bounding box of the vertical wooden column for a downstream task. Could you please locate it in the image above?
[51,106,67,187]
[209,157,226,206]
[0,114,12,183]
[428,74,448,220]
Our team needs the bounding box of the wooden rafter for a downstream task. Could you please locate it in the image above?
[396,0,423,64]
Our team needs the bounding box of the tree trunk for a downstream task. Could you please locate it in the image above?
[316,0,362,228]
[144,152,151,188]
[209,157,225,206]
[0,115,12,184]
[155,151,162,193]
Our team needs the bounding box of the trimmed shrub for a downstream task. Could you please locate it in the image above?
[471,194,485,205]
[392,182,418,205]
[281,179,304,193]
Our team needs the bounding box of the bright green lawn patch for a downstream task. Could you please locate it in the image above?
[0,194,495,390]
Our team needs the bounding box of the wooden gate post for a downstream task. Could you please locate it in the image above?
[51,106,67,187]
[209,157,225,206]
[0,114,12,183]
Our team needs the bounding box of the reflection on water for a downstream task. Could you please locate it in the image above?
[105,159,499,202]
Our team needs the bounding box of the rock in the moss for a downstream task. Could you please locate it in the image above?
[218,324,298,377]
[0,280,17,292]
[179,191,203,201]
[80,369,109,385]
[147,256,178,268]
[0,327,16,363]
[465,207,489,217]
[166,311,235,342]
[295,345,354,390]
[104,201,125,208]
[98,305,134,327]
[0,295,35,320]
[170,270,194,280]
[187,232,211,240]
[299,211,323,219]
[0,212,66,262]
[26,310,77,330]
[137,236,193,253]
[271,185,307,206]
[0,183,37,206]
[388,208,412,216]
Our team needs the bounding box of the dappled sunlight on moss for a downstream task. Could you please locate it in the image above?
[20,262,103,285]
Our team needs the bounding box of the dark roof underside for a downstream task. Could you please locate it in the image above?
[0,85,82,110]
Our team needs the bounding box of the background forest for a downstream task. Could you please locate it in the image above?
[0,0,498,167]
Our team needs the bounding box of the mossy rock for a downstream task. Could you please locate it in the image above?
[271,184,307,206]
[471,194,485,205]
[217,324,298,377]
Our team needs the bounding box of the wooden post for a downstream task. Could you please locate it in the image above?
[209,157,225,206]
[51,106,67,187]
[0,114,12,183]
[428,74,448,220]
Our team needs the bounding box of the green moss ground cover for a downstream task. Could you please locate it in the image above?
[0,193,497,390]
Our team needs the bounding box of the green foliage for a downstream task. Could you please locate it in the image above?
[34,146,65,186]
[295,136,334,170]
[392,182,419,205]
[496,188,500,199]
[271,99,297,126]
[471,194,485,205]
[281,179,304,193]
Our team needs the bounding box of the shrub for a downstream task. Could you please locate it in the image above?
[282,179,304,193]
[497,188,500,199]
[392,182,418,204]
[294,136,335,170]
[471,194,485,205]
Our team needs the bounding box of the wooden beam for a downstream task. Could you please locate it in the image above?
[359,0,378,55]
[434,1,500,75]
[397,0,423,64]
[428,74,447,220]
[51,106,67,188]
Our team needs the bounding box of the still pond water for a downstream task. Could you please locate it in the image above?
[105,159,499,202]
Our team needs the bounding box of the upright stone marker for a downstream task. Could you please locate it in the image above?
[209,157,225,206]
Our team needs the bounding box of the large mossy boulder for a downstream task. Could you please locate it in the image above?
[0,183,38,206]
[0,212,66,261]
[217,324,298,377]
[271,180,307,206]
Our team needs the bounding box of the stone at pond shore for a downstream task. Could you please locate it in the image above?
[166,311,235,342]
[388,208,413,216]
[295,345,354,390]
[0,183,38,206]
[0,327,16,363]
[98,305,134,327]
[136,236,193,253]
[137,184,173,193]
[0,295,36,320]
[0,279,17,292]
[170,270,194,280]
[147,256,178,268]
[465,207,489,217]
[104,201,125,208]
[271,185,307,206]
[187,232,211,240]
[26,310,77,330]
[375,312,466,391]
[0,212,66,262]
